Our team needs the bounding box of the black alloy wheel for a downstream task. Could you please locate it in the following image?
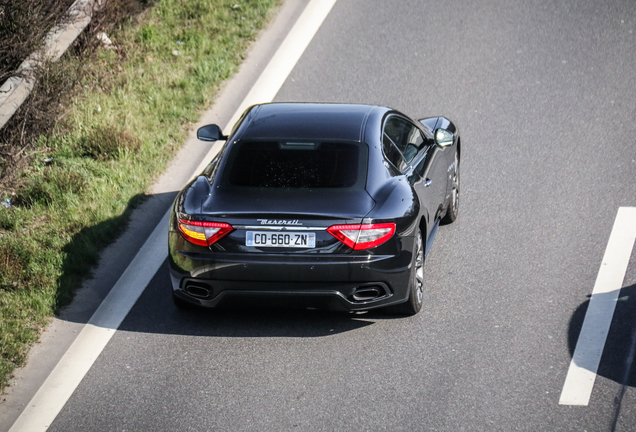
[387,228,424,315]
[442,151,460,224]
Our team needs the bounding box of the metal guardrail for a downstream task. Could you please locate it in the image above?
[0,0,100,130]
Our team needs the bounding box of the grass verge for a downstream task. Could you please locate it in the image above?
[0,0,279,391]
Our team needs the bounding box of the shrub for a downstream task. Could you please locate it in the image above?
[78,125,142,160]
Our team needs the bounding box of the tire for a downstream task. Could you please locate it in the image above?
[442,151,460,224]
[385,229,424,316]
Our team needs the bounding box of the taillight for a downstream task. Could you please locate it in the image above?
[178,219,233,247]
[327,223,396,250]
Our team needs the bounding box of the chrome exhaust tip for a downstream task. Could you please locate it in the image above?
[184,281,212,299]
[352,286,383,302]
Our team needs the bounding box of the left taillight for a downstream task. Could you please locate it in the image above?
[178,219,234,247]
[327,223,396,250]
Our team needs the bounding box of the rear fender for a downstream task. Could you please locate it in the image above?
[183,175,211,214]
[366,176,419,221]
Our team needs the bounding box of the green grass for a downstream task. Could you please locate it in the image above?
[0,0,279,391]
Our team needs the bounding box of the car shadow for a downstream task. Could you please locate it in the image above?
[56,191,392,339]
[568,283,636,387]
[118,262,378,338]
[54,192,150,309]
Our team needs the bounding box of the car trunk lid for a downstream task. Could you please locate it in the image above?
[197,188,376,254]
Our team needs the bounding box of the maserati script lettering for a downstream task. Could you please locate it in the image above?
[258,219,302,226]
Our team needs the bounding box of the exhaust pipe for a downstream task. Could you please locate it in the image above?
[184,282,212,298]
[352,286,382,302]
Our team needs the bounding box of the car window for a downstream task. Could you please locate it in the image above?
[402,126,425,163]
[383,115,425,171]
[382,133,406,170]
[223,141,367,189]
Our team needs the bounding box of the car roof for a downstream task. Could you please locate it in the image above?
[236,103,381,142]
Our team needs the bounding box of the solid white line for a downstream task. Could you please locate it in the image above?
[8,1,337,431]
[559,207,636,406]
[9,211,169,432]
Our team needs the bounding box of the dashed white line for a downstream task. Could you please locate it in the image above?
[8,1,337,431]
[559,207,636,406]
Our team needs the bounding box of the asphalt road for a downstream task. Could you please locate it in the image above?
[4,0,636,430]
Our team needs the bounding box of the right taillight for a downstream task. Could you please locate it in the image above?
[178,219,233,247]
[327,223,396,250]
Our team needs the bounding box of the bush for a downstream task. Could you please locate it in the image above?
[78,125,142,160]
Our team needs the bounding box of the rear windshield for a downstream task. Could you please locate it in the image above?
[223,141,367,189]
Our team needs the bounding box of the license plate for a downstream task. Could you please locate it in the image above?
[246,231,315,248]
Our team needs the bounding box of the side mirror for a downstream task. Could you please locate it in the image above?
[418,117,438,134]
[197,124,227,142]
[434,128,454,147]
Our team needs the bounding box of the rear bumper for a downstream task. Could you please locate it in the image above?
[168,240,414,311]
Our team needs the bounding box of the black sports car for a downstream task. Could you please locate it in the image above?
[168,103,460,315]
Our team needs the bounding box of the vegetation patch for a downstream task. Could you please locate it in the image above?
[0,0,279,391]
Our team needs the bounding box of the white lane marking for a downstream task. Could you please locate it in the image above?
[8,1,337,431]
[559,207,636,406]
[9,211,169,432]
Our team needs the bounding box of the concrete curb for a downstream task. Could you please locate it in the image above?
[0,0,100,129]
